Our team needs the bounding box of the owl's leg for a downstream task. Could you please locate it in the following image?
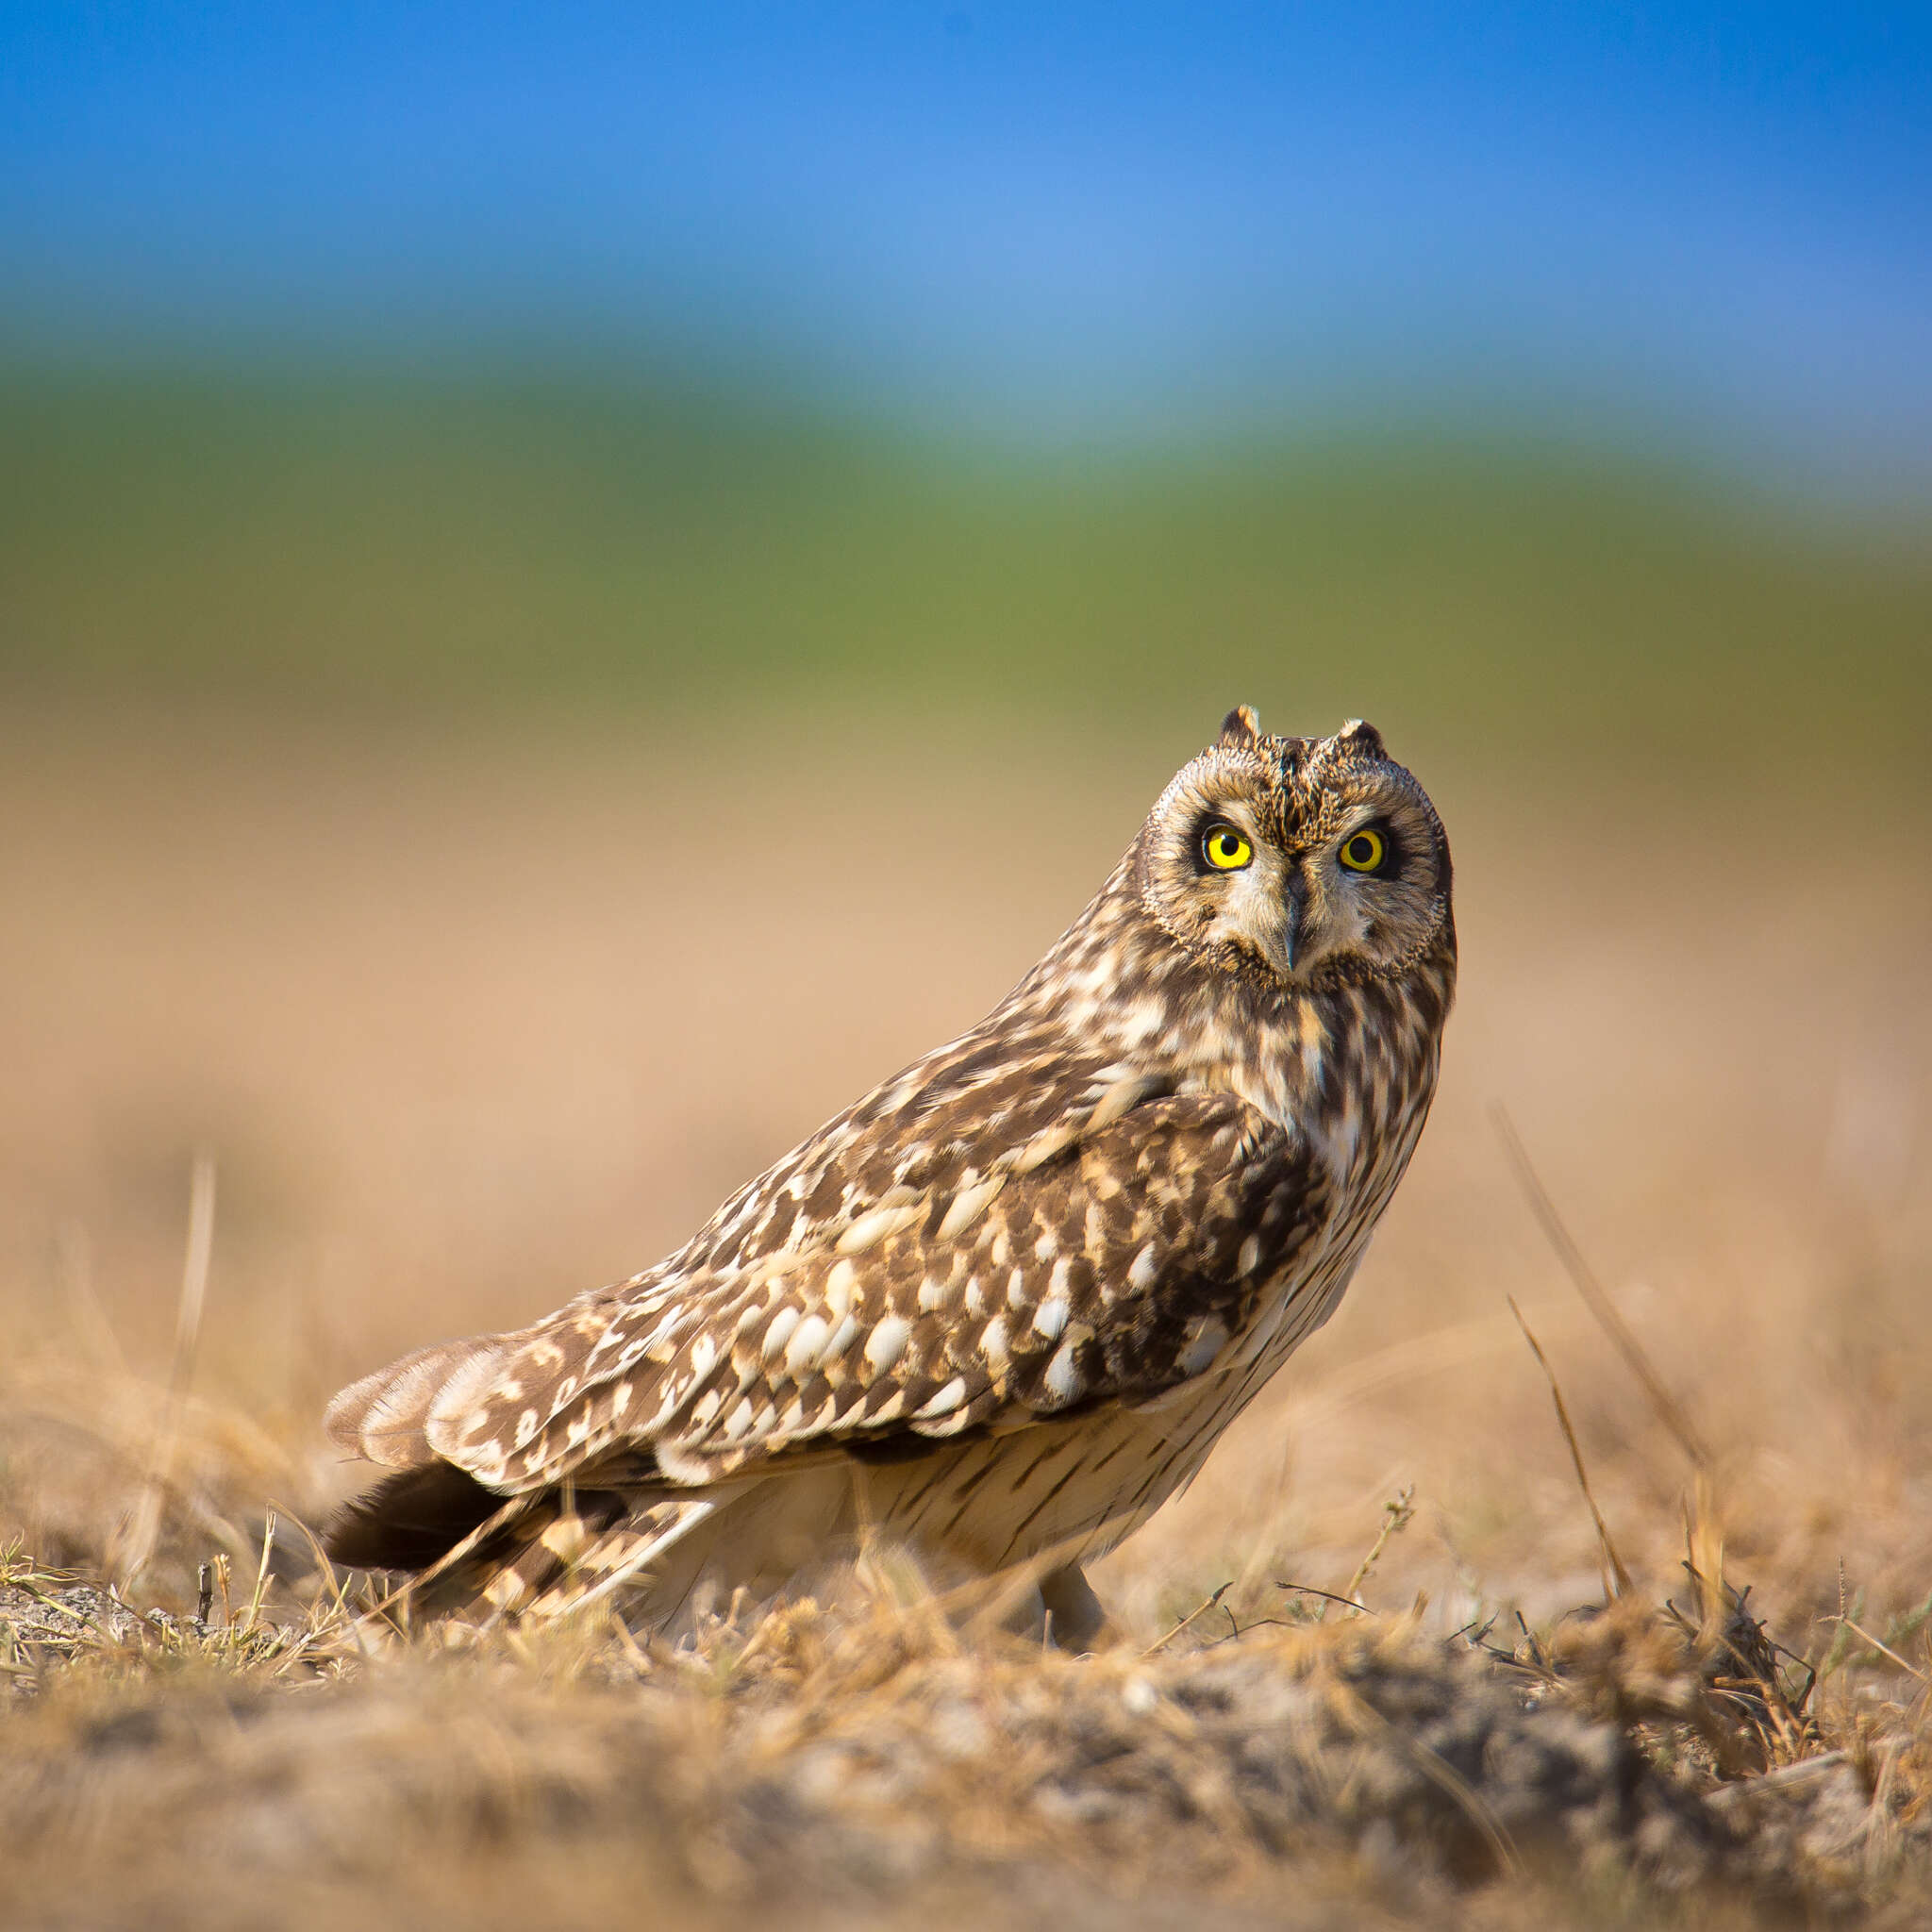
[1037,1560,1114,1652]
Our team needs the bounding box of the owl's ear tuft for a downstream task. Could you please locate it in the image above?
[1218,705,1262,748]
[1335,718,1386,760]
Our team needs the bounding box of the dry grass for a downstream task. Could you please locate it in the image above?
[3,709,1928,1927]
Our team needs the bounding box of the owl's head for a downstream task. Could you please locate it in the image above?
[1135,706,1453,991]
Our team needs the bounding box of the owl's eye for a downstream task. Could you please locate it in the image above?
[1201,824,1254,872]
[1339,826,1388,874]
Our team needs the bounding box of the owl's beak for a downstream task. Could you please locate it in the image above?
[1282,870,1311,972]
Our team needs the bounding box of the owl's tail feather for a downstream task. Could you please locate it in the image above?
[323,1334,509,1469]
[409,1492,724,1624]
[324,1463,729,1630]
[324,1460,509,1572]
[518,1497,724,1621]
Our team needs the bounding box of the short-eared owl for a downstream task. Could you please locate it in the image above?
[325,709,1455,1643]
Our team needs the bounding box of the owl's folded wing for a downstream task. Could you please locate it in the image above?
[328,1089,1329,1497]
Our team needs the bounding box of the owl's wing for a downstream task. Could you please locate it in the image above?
[328,1084,1327,1495]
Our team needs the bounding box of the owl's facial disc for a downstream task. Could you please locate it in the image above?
[1179,796,1294,974]
[1138,711,1451,990]
[1282,788,1445,979]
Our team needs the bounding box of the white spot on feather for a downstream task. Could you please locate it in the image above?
[762,1306,801,1361]
[1089,1070,1164,1128]
[824,1257,858,1318]
[980,1314,1009,1373]
[837,1204,920,1255]
[939,1177,1001,1240]
[784,1313,832,1377]
[823,1313,860,1364]
[1041,1341,1085,1407]
[917,1376,968,1418]
[1032,1295,1070,1341]
[1020,1120,1081,1174]
[864,1315,911,1375]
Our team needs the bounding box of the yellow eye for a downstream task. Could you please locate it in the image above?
[1339,826,1388,874]
[1201,825,1253,872]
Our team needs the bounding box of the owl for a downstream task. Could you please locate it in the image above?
[324,708,1456,1646]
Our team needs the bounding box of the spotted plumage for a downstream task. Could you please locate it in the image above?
[325,708,1456,1642]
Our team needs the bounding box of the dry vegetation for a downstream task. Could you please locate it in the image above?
[3,711,1928,1928]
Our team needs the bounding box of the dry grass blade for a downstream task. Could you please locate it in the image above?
[1491,1103,1710,1470]
[108,1152,217,1588]
[1141,1580,1231,1656]
[1507,1295,1632,1599]
[269,1501,357,1623]
[1276,1582,1371,1617]
[242,1510,277,1635]
[1328,1486,1414,1622]
[165,1155,219,1425]
[1706,1751,1851,1807]
[1686,1470,1728,1649]
[1828,1615,1931,1686]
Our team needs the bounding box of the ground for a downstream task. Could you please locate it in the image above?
[3,714,1928,1928]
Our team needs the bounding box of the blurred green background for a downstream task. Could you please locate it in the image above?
[5,362,1927,786]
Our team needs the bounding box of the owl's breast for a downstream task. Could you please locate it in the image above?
[1204,977,1446,1394]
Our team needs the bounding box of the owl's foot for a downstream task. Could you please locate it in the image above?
[1037,1560,1115,1652]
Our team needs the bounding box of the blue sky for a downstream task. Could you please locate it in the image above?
[3,6,1927,475]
